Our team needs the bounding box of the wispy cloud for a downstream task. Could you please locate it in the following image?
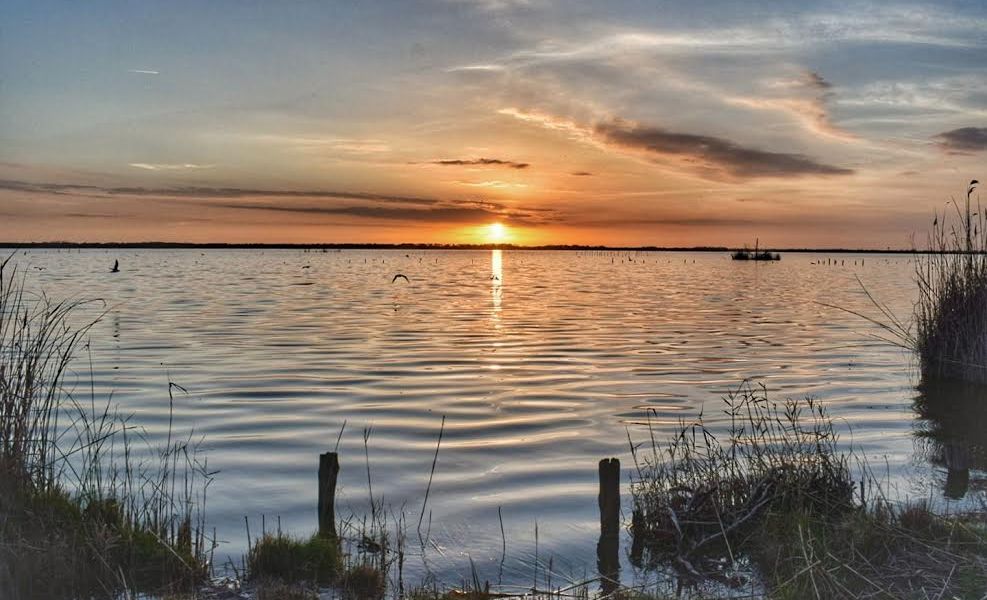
[447,0,541,13]
[497,107,853,179]
[215,202,546,224]
[935,127,987,153]
[455,9,987,71]
[496,108,594,141]
[229,134,393,156]
[456,180,529,188]
[445,64,508,73]
[724,71,859,142]
[0,178,558,226]
[129,163,213,171]
[839,77,987,118]
[0,178,439,205]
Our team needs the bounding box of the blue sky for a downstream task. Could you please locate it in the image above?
[1,0,985,245]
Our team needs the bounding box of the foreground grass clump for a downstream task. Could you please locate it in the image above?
[247,532,392,599]
[630,381,987,598]
[248,532,342,585]
[1,486,206,597]
[0,256,211,598]
[753,502,987,599]
[916,180,987,383]
[340,563,386,600]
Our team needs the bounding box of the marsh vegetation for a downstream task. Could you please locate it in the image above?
[628,381,987,599]
[915,180,987,383]
[0,255,212,598]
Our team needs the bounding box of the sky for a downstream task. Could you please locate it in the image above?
[1,0,986,247]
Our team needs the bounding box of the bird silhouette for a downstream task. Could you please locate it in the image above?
[392,274,409,283]
[110,259,119,273]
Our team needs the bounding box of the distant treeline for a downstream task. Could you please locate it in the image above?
[0,241,961,253]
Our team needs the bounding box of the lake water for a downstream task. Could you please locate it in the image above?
[12,248,986,591]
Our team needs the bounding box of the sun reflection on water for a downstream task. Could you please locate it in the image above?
[491,249,503,317]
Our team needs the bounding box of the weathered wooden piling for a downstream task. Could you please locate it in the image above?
[599,458,620,537]
[597,458,620,594]
[318,451,340,538]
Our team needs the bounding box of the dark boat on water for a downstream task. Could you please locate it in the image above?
[731,238,780,261]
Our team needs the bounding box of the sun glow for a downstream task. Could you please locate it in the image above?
[486,222,508,243]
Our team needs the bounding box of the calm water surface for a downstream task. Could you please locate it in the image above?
[14,249,985,589]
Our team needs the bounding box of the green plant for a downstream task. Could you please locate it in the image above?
[247,533,343,585]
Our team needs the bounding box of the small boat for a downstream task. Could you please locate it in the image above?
[731,238,780,261]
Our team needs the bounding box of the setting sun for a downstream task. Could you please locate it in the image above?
[486,222,508,243]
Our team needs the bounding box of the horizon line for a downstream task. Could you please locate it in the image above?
[0,241,938,253]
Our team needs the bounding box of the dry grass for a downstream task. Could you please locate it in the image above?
[629,381,853,584]
[628,381,987,599]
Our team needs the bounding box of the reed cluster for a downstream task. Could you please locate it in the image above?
[915,180,987,382]
[628,381,987,598]
[0,255,213,599]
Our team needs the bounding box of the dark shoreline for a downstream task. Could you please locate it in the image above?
[0,242,946,253]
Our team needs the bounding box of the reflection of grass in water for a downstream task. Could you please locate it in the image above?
[915,379,987,460]
[914,378,987,498]
[629,381,987,598]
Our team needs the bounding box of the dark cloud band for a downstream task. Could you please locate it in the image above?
[0,178,556,226]
[935,127,987,153]
[594,120,854,178]
[431,158,530,169]
[0,179,441,206]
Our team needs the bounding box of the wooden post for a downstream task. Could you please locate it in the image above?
[597,458,620,595]
[318,452,340,538]
[599,458,619,537]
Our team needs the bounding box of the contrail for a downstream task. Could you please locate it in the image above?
[128,69,160,75]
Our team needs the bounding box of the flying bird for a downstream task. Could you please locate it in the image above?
[392,274,409,283]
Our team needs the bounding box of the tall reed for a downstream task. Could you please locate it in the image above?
[629,380,853,576]
[0,254,213,597]
[0,253,97,489]
[915,180,987,382]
